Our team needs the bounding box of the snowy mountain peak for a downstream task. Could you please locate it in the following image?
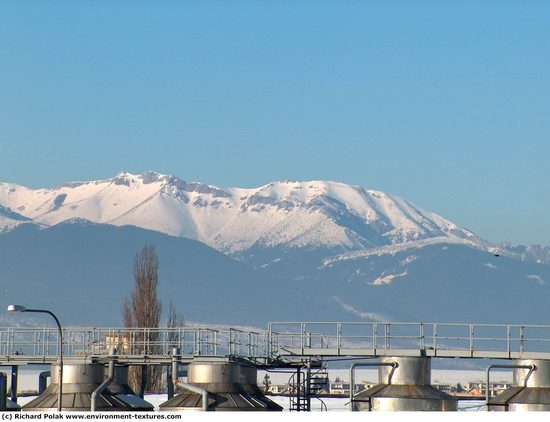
[0,172,486,253]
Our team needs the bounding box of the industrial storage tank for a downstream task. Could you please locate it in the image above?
[160,360,283,411]
[489,359,550,411]
[352,357,457,411]
[22,363,153,411]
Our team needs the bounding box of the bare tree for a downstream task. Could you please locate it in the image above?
[123,244,163,393]
[166,301,184,346]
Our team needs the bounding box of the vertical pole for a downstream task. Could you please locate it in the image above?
[296,367,301,411]
[520,326,525,353]
[0,372,7,411]
[139,365,147,398]
[10,366,17,404]
[469,325,474,356]
[301,323,305,355]
[267,323,272,356]
[337,323,342,355]
[305,364,311,411]
[506,325,512,357]
[213,331,218,356]
[167,364,174,400]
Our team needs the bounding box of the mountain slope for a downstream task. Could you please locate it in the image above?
[0,221,307,326]
[2,172,549,327]
[1,221,548,326]
[0,205,34,233]
[0,172,485,254]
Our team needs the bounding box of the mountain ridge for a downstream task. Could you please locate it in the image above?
[1,173,549,325]
[0,171,487,254]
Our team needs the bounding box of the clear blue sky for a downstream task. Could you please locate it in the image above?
[1,1,549,245]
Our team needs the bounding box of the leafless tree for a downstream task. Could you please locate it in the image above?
[123,244,163,393]
[166,301,184,348]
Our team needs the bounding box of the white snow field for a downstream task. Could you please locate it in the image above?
[0,171,485,254]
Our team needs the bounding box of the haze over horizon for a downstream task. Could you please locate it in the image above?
[1,1,549,245]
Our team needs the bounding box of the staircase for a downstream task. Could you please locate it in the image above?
[289,361,329,411]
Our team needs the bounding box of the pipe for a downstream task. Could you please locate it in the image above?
[91,350,116,412]
[171,348,208,411]
[139,365,147,398]
[10,366,17,404]
[167,364,174,400]
[485,364,535,405]
[349,361,398,412]
[39,371,51,395]
[0,372,7,411]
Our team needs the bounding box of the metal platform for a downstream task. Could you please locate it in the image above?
[2,321,550,365]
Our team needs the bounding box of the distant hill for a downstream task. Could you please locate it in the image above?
[0,221,304,326]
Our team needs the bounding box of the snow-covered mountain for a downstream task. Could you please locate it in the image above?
[0,205,34,233]
[0,171,485,254]
[1,172,550,326]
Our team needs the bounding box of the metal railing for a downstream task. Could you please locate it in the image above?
[0,327,268,360]
[4,322,550,362]
[267,322,550,358]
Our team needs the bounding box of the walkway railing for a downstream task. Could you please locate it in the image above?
[267,322,550,359]
[0,327,266,361]
[3,322,550,362]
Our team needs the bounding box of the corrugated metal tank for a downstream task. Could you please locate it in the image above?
[489,359,550,411]
[159,361,283,411]
[22,364,153,411]
[352,357,457,411]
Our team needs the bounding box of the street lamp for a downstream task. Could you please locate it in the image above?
[7,305,64,412]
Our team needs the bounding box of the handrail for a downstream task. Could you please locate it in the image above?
[3,322,550,361]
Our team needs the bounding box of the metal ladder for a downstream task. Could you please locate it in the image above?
[289,361,328,411]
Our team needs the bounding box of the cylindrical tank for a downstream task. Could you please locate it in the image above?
[489,359,550,411]
[352,357,457,411]
[159,360,282,411]
[22,363,153,411]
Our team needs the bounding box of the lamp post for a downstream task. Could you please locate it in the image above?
[7,305,63,412]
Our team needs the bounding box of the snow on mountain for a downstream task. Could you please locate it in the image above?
[0,204,34,233]
[0,172,486,254]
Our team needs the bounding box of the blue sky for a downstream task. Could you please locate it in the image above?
[1,1,549,245]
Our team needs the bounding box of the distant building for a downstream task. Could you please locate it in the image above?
[329,380,376,395]
[269,384,288,394]
[464,381,512,397]
[433,382,453,394]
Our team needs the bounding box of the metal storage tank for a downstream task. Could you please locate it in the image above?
[22,363,153,411]
[489,359,550,411]
[352,357,457,411]
[159,360,283,411]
